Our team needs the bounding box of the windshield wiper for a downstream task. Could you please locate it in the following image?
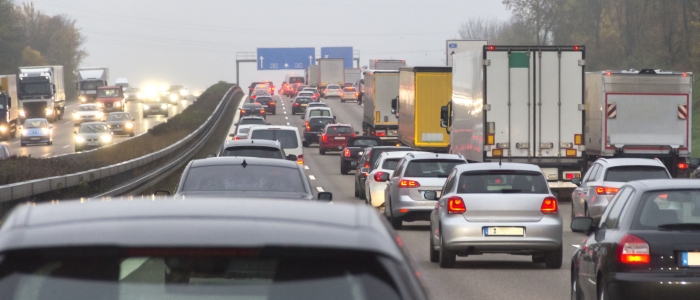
[658,223,700,230]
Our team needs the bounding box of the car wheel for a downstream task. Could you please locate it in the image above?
[303,141,309,147]
[130,132,135,137]
[438,233,456,268]
[429,233,439,263]
[545,246,563,269]
[48,140,53,146]
[532,254,546,264]
[390,214,402,230]
[359,184,366,200]
[571,266,583,300]
[20,142,26,147]
[165,112,169,118]
[584,204,589,218]
[340,163,348,175]
[354,181,360,197]
[142,114,148,118]
[319,148,325,155]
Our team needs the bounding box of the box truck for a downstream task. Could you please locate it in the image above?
[18,66,65,123]
[317,58,344,93]
[0,75,19,140]
[305,65,319,87]
[394,67,452,152]
[115,78,129,88]
[344,68,362,87]
[369,59,406,70]
[442,46,586,197]
[77,67,109,103]
[363,70,400,140]
[585,69,693,177]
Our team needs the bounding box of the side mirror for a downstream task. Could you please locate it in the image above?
[378,172,390,182]
[73,131,77,135]
[360,167,369,173]
[355,131,360,134]
[132,119,136,122]
[228,133,235,138]
[317,192,333,201]
[690,158,700,168]
[234,122,239,126]
[206,153,216,158]
[153,190,171,196]
[300,115,304,119]
[571,178,581,186]
[390,97,397,110]
[571,217,595,234]
[440,105,449,128]
[424,191,438,200]
[267,123,271,125]
[287,154,298,161]
[333,116,337,120]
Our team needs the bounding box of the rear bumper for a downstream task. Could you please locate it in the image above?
[304,133,319,142]
[605,272,700,300]
[392,195,437,221]
[320,141,347,151]
[21,136,50,143]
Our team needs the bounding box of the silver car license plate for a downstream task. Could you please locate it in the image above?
[30,137,40,140]
[681,252,700,266]
[335,137,345,140]
[87,142,99,146]
[483,227,524,236]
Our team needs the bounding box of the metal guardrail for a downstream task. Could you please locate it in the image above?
[0,86,242,201]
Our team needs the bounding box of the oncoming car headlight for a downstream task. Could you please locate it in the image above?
[161,104,167,109]
[75,136,86,143]
[19,110,25,117]
[125,122,133,129]
[143,105,150,110]
[45,108,53,116]
[0,125,7,132]
[21,129,27,136]
[101,135,112,142]
[41,128,50,135]
[169,94,178,102]
[80,96,86,102]
[72,113,79,119]
[115,101,122,107]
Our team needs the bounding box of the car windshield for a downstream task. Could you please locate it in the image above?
[221,146,284,159]
[295,98,310,103]
[243,104,260,109]
[633,190,700,229]
[239,118,265,126]
[457,171,549,194]
[309,110,331,117]
[236,127,250,134]
[79,105,99,111]
[249,129,299,149]
[107,113,130,121]
[80,81,102,90]
[0,248,403,300]
[19,82,51,95]
[350,139,379,147]
[183,165,304,192]
[79,124,109,133]
[256,97,273,103]
[308,118,334,127]
[326,126,352,134]
[604,166,670,182]
[97,89,120,97]
[288,77,304,84]
[24,120,48,128]
[296,86,307,91]
[404,160,464,178]
[382,158,401,170]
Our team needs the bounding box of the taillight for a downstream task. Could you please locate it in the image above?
[617,234,650,265]
[678,162,688,170]
[364,163,369,169]
[564,172,581,180]
[374,171,385,182]
[344,148,350,157]
[261,109,265,114]
[375,132,386,137]
[233,136,241,140]
[596,187,619,195]
[399,180,420,188]
[322,134,328,142]
[447,196,466,214]
[297,154,304,165]
[269,102,275,106]
[294,103,299,107]
[241,109,246,114]
[355,93,358,96]
[540,196,558,214]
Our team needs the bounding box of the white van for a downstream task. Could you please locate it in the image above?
[303,107,335,122]
[247,125,304,165]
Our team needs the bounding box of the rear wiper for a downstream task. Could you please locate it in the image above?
[500,189,523,194]
[658,223,700,230]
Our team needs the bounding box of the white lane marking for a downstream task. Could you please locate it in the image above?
[284,111,287,114]
[309,175,316,180]
[285,117,288,120]
[283,107,286,110]
[42,153,51,157]
[304,165,309,170]
[120,258,149,280]
[287,122,290,126]
[316,187,325,192]
[62,145,70,148]
[12,141,19,144]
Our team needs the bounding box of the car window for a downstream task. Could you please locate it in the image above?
[24,120,47,128]
[351,139,379,147]
[221,146,284,159]
[309,110,331,117]
[403,160,464,178]
[239,118,265,125]
[592,164,604,181]
[457,171,549,194]
[583,164,600,183]
[236,127,250,134]
[79,124,109,133]
[97,88,120,97]
[183,165,304,192]
[243,104,260,109]
[326,126,352,134]
[295,98,310,103]
[633,189,700,229]
[599,187,634,230]
[381,158,401,170]
[107,113,130,121]
[255,97,273,103]
[442,169,459,195]
[604,166,670,182]
[308,118,334,127]
[79,105,99,111]
[250,129,299,149]
[392,159,406,177]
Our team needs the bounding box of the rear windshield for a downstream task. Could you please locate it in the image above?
[382,158,401,170]
[0,249,403,300]
[239,118,265,126]
[326,126,352,134]
[457,171,549,194]
[250,129,299,149]
[183,165,304,192]
[370,148,411,168]
[309,118,335,127]
[221,146,284,159]
[295,98,310,103]
[351,139,379,147]
[243,104,261,109]
[309,110,331,117]
[298,92,314,97]
[288,77,304,84]
[633,190,700,229]
[403,160,464,178]
[79,105,99,111]
[255,97,273,103]
[604,166,669,182]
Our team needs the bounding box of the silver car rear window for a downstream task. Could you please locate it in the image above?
[457,171,549,194]
[403,160,464,178]
[604,166,669,182]
[183,165,304,192]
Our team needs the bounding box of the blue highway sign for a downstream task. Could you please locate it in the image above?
[320,47,354,68]
[257,48,315,70]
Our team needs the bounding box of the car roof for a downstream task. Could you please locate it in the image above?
[594,158,667,167]
[223,139,281,148]
[404,153,465,161]
[190,156,297,168]
[248,125,299,132]
[309,115,334,119]
[308,107,331,111]
[625,179,700,192]
[326,123,351,127]
[0,199,402,260]
[97,85,121,89]
[240,116,265,120]
[454,162,542,173]
[379,151,428,159]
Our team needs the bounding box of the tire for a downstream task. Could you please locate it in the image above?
[571,267,583,300]
[143,114,148,118]
[164,112,169,118]
[74,146,80,152]
[359,184,366,200]
[354,181,360,197]
[303,141,309,147]
[390,214,402,230]
[429,233,440,263]
[597,277,608,300]
[545,246,563,269]
[319,148,326,155]
[532,255,546,264]
[340,163,348,175]
[20,142,26,147]
[48,140,52,146]
[438,234,456,268]
[130,132,135,137]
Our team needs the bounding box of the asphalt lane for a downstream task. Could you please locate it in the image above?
[5,99,192,158]
[260,94,581,300]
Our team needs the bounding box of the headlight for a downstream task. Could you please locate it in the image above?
[125,94,130,99]
[19,110,25,117]
[80,96,86,102]
[97,102,104,107]
[137,93,143,99]
[115,101,122,107]
[72,113,79,119]
[169,94,178,101]
[75,136,85,143]
[161,104,167,109]
[125,122,133,129]
[101,135,112,142]
[96,112,104,118]
[180,90,188,96]
[0,125,6,132]
[21,129,27,136]
[41,128,50,135]
[45,108,53,115]
[143,105,150,110]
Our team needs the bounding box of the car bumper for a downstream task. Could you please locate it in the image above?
[110,127,134,134]
[392,195,437,221]
[325,93,341,97]
[341,157,358,167]
[440,215,562,254]
[21,136,50,144]
[102,105,123,112]
[341,96,358,101]
[75,141,110,149]
[368,181,388,207]
[605,272,700,300]
[320,141,347,151]
[304,133,319,142]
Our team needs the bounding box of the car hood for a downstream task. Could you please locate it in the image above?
[175,191,314,200]
[74,111,101,116]
[77,132,110,139]
[23,128,49,136]
[106,120,129,126]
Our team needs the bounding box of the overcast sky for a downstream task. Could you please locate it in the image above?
[32,0,510,93]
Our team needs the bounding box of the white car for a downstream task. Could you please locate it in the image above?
[340,87,359,102]
[323,84,343,98]
[246,125,304,165]
[302,107,334,122]
[72,104,104,126]
[74,122,113,152]
[228,124,254,140]
[365,151,427,207]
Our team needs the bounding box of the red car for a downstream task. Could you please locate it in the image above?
[318,124,358,155]
[96,86,125,112]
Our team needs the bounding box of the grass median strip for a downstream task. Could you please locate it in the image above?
[0,81,234,186]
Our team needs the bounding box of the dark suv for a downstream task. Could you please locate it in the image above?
[292,97,312,114]
[303,116,335,147]
[354,146,411,200]
[255,96,276,115]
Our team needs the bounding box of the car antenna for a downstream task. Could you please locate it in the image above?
[499,158,502,166]
[241,159,248,168]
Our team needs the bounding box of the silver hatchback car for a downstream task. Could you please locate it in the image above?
[429,163,563,269]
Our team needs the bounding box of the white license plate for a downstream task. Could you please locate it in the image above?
[87,142,99,146]
[301,104,307,106]
[483,227,524,236]
[30,137,40,140]
[359,152,364,155]
[335,137,345,140]
[262,105,268,107]
[681,252,700,267]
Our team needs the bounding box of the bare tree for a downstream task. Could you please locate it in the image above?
[502,0,560,45]
[458,17,504,41]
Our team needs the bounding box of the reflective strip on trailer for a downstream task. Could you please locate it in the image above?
[678,104,688,119]
[607,103,617,119]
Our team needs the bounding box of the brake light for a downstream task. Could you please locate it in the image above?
[241,109,246,114]
[294,103,299,107]
[364,163,369,169]
[297,154,304,165]
[322,134,328,142]
[269,102,275,106]
[399,180,420,188]
[261,109,265,114]
[447,196,466,214]
[617,234,650,264]
[596,187,619,195]
[355,93,358,96]
[233,136,241,140]
[375,131,386,137]
[251,95,257,99]
[374,171,385,182]
[540,196,558,214]
[344,148,350,157]
[352,133,356,137]
[678,162,688,170]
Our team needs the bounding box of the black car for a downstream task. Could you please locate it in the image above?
[218,139,296,161]
[303,116,335,147]
[0,198,429,300]
[571,179,700,300]
[291,97,312,114]
[240,103,265,118]
[105,112,135,136]
[248,81,264,94]
[340,136,381,175]
[354,145,411,200]
[254,96,276,115]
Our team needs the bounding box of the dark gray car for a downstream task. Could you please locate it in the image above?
[0,198,429,300]
[105,112,135,136]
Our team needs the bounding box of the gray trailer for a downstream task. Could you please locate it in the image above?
[18,66,65,123]
[317,58,344,92]
[369,59,406,70]
[585,69,693,177]
[305,65,319,87]
[77,67,109,103]
[363,70,400,140]
[344,68,362,87]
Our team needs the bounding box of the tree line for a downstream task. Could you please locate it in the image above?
[459,0,699,109]
[0,1,85,100]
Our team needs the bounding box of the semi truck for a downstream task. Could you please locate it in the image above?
[442,46,585,197]
[77,67,109,103]
[344,68,362,87]
[0,75,19,140]
[317,58,344,94]
[18,66,65,123]
[305,65,319,87]
[363,70,400,140]
[394,66,452,152]
[369,59,406,70]
[585,69,693,177]
[115,78,129,88]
